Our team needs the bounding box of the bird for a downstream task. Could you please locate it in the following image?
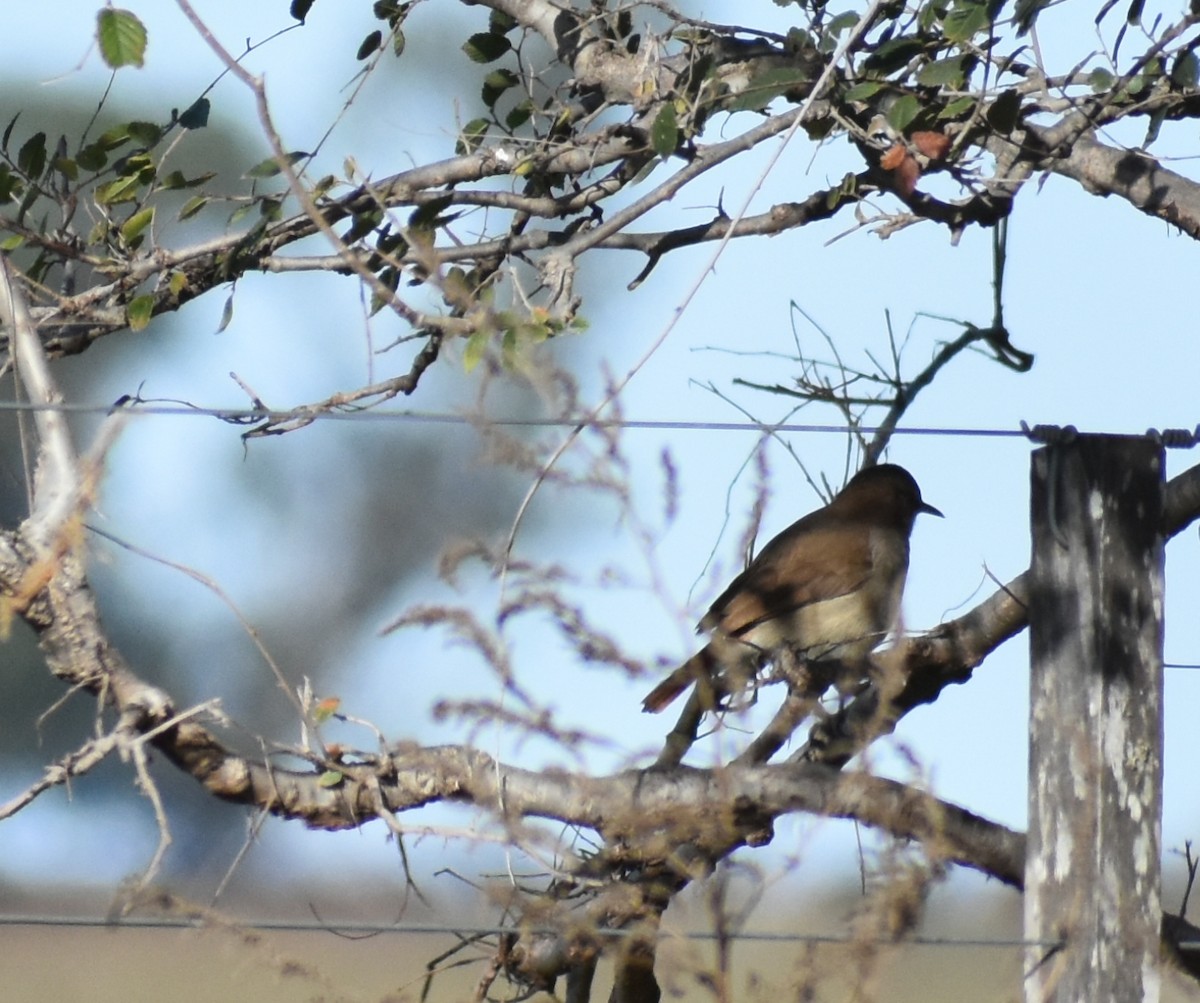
[641,463,941,714]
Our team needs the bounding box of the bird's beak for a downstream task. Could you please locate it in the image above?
[919,500,944,518]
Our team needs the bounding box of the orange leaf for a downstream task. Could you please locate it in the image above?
[880,143,907,170]
[912,130,951,160]
[314,696,342,722]
[893,154,921,196]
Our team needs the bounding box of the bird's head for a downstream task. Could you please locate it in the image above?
[837,463,943,526]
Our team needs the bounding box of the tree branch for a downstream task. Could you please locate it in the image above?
[1042,131,1200,240]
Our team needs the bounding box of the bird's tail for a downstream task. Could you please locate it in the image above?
[641,646,720,713]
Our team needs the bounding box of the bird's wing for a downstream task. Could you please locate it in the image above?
[704,520,874,639]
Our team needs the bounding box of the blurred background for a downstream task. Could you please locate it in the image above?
[1,2,1198,999]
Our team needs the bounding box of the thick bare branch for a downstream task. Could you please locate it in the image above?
[147,725,1025,887]
[1041,131,1200,239]
[0,259,76,532]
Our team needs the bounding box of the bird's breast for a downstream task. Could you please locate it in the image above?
[736,525,909,660]
[738,587,886,660]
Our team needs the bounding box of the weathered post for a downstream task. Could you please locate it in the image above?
[1025,434,1165,1002]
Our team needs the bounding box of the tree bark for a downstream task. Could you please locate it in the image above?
[1026,435,1165,1003]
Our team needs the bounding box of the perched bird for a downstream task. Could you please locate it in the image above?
[641,463,941,714]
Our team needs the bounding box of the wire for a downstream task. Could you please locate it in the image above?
[0,913,1059,947]
[0,397,1043,436]
[0,397,1192,447]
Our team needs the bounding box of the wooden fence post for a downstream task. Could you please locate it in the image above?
[1025,434,1165,1002]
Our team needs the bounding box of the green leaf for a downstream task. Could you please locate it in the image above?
[493,310,519,331]
[863,36,925,74]
[1171,50,1199,89]
[357,30,382,60]
[0,165,21,204]
[375,227,407,257]
[53,157,78,181]
[393,28,406,57]
[113,152,155,186]
[179,97,210,130]
[0,234,24,251]
[651,102,678,156]
[97,124,134,150]
[125,151,155,174]
[76,144,107,171]
[178,195,208,221]
[720,67,808,112]
[17,132,46,179]
[456,118,490,156]
[127,121,162,147]
[843,81,885,102]
[312,174,337,200]
[443,266,470,304]
[373,0,405,22]
[986,88,1022,132]
[127,294,154,332]
[1087,67,1115,91]
[1143,106,1166,146]
[95,173,143,205]
[802,115,835,140]
[408,194,455,230]
[15,183,38,225]
[489,9,517,33]
[370,266,399,314]
[317,770,344,788]
[216,290,234,333]
[826,11,862,36]
[162,169,214,191]
[97,9,148,69]
[943,2,990,43]
[168,271,187,296]
[917,2,942,32]
[290,0,315,22]
[343,207,384,244]
[228,204,254,226]
[825,174,854,210]
[463,330,490,372]
[505,100,533,131]
[938,95,976,119]
[918,55,970,88]
[120,206,155,243]
[886,94,921,132]
[244,151,308,178]
[1013,0,1051,34]
[787,26,813,52]
[2,113,19,152]
[501,327,520,362]
[462,32,512,64]
[482,68,518,108]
